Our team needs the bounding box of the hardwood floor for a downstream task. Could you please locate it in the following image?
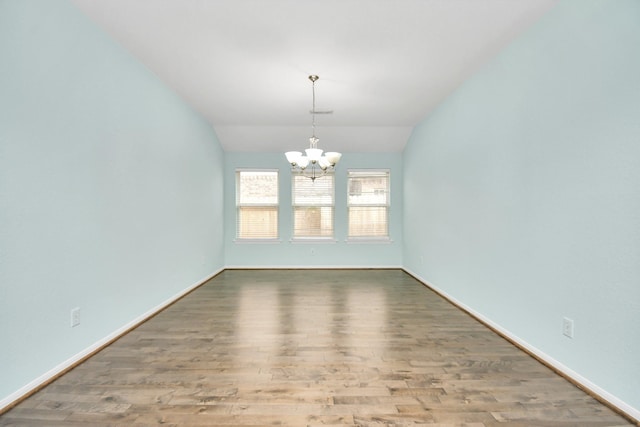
[0,269,634,426]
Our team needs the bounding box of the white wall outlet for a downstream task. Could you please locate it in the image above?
[562,317,574,338]
[70,307,80,328]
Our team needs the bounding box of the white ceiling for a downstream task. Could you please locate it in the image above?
[71,0,558,153]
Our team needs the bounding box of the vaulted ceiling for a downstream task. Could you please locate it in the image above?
[72,0,558,153]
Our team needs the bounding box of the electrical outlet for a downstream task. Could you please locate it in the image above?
[562,317,574,338]
[71,307,80,328]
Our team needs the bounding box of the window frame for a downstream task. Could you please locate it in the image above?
[235,168,280,242]
[347,169,391,242]
[291,172,336,242]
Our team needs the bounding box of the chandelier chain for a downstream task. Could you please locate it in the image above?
[311,76,317,147]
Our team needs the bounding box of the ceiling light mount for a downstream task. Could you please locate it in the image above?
[285,75,342,181]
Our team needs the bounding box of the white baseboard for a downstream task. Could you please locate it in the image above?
[403,267,640,424]
[0,268,223,414]
[224,264,403,269]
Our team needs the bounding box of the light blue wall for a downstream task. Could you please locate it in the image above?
[403,0,640,414]
[224,152,403,267]
[0,0,224,403]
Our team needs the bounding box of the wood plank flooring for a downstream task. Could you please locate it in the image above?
[0,269,634,426]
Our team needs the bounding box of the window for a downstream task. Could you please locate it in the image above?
[236,169,278,239]
[348,169,390,238]
[292,173,334,239]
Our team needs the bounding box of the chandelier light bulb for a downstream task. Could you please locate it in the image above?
[305,148,323,162]
[285,151,302,165]
[324,152,342,165]
[298,156,309,169]
[319,157,331,170]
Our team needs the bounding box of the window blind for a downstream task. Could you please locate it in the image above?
[292,173,334,238]
[348,170,390,238]
[236,170,278,239]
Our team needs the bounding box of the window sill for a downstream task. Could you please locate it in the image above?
[234,238,282,244]
[346,237,393,244]
[290,238,338,244]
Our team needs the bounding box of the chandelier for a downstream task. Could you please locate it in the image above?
[285,75,342,181]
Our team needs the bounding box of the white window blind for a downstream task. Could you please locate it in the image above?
[348,170,390,238]
[236,170,278,239]
[292,173,334,238]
